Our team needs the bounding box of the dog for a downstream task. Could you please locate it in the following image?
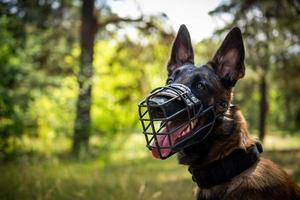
[139,25,300,200]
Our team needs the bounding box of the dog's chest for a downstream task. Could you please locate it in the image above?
[197,184,228,200]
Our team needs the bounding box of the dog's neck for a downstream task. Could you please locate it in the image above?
[178,106,256,165]
[178,106,260,195]
[205,105,256,163]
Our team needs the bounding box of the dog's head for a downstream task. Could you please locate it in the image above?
[139,25,245,160]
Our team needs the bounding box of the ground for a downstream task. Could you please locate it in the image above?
[0,133,299,200]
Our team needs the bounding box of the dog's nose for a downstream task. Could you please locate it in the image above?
[148,96,170,118]
[148,96,186,120]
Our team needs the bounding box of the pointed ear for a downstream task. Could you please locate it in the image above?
[167,24,194,76]
[212,27,245,88]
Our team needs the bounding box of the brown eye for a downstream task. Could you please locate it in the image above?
[196,82,206,90]
[166,77,174,85]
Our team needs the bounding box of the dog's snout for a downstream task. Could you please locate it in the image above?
[148,96,186,119]
[148,96,170,106]
[148,96,171,118]
[148,97,165,118]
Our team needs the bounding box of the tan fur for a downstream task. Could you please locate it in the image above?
[197,109,300,200]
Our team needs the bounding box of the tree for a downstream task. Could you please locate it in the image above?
[72,0,96,156]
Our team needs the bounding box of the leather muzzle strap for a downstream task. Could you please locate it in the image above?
[189,142,263,188]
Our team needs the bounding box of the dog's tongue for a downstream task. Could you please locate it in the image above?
[151,122,188,159]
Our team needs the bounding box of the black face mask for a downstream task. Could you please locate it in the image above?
[138,83,219,159]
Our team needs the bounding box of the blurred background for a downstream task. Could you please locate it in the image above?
[0,0,299,199]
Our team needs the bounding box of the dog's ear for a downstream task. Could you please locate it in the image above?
[167,24,194,76]
[212,27,245,88]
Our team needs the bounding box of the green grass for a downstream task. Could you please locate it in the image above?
[0,133,299,200]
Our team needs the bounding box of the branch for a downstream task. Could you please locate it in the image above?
[97,16,143,30]
[139,19,174,41]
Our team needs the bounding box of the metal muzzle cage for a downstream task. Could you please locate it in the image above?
[138,83,218,159]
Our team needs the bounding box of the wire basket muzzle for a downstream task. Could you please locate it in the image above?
[138,83,209,159]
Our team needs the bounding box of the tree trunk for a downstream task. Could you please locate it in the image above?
[258,74,268,141]
[72,0,97,156]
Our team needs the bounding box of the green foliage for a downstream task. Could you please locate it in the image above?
[0,0,174,156]
[0,16,29,153]
[91,36,170,135]
[0,0,78,156]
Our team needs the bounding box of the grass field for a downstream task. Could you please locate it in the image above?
[0,133,299,200]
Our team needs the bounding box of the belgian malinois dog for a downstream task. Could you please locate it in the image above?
[138,25,300,200]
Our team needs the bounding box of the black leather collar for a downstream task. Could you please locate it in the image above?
[188,142,263,189]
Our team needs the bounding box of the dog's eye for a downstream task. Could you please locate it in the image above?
[166,77,174,85]
[196,81,206,90]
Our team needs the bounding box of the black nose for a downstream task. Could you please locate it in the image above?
[148,96,187,120]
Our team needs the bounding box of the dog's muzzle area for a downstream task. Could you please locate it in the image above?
[138,83,217,159]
